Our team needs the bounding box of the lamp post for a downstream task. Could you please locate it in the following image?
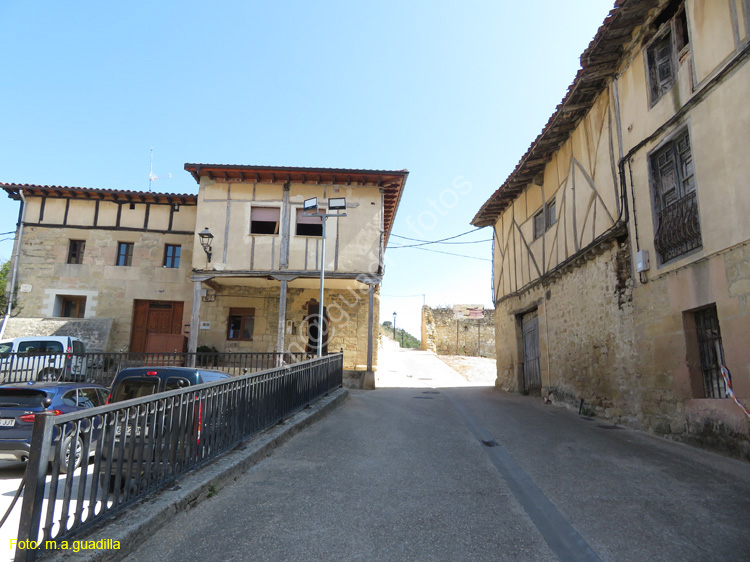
[392,311,397,341]
[304,197,347,358]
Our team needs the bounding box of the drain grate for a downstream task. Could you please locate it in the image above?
[597,424,624,430]
[422,391,440,394]
[480,439,498,447]
[413,396,434,400]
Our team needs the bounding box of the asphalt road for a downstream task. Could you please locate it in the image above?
[124,348,750,562]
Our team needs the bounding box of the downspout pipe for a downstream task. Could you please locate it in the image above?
[0,190,27,339]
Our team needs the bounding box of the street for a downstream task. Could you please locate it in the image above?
[121,346,750,562]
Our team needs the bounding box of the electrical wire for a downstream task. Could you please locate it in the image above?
[390,228,483,244]
[397,246,492,262]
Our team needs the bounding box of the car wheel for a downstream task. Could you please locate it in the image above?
[59,435,83,474]
[37,369,59,382]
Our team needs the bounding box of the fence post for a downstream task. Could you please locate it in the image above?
[15,406,55,562]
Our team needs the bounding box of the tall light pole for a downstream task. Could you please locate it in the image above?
[304,197,347,358]
[392,311,397,341]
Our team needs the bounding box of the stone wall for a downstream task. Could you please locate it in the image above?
[422,305,496,358]
[197,284,378,371]
[2,317,114,352]
[494,239,638,418]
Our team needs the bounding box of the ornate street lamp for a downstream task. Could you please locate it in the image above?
[198,227,213,263]
[392,311,397,341]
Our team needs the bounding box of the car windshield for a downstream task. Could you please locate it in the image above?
[17,341,64,355]
[112,379,159,402]
[0,389,48,408]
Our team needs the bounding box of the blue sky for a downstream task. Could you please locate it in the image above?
[0,0,615,337]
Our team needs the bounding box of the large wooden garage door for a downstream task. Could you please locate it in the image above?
[130,300,184,352]
[522,310,541,393]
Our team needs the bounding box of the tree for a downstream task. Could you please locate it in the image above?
[0,258,9,312]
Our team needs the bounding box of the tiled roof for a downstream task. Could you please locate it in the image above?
[472,0,653,227]
[0,182,197,204]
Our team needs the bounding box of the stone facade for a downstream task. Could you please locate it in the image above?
[475,1,750,459]
[421,305,496,358]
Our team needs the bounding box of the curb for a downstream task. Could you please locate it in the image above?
[44,388,349,562]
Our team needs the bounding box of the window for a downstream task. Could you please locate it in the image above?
[164,245,181,268]
[67,240,85,264]
[60,296,86,318]
[651,130,701,263]
[545,199,556,229]
[227,308,255,341]
[116,242,134,266]
[532,199,556,240]
[646,2,690,106]
[694,306,726,398]
[296,208,323,237]
[533,210,545,240]
[251,207,280,235]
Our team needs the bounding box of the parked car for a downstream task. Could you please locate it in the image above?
[101,366,232,494]
[0,381,109,473]
[0,336,88,383]
[107,366,231,404]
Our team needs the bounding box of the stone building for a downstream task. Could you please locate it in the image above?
[473,0,750,458]
[421,306,496,358]
[1,165,408,381]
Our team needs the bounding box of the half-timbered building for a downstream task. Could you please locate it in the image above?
[474,0,750,457]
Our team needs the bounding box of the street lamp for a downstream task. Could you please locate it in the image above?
[392,311,397,341]
[304,197,347,358]
[198,227,214,263]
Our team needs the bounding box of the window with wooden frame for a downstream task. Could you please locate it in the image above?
[296,208,323,237]
[227,308,255,341]
[67,240,86,264]
[646,1,689,106]
[532,210,545,240]
[651,129,701,264]
[250,207,281,235]
[163,244,181,268]
[545,199,557,230]
[116,242,134,266]
[60,296,86,318]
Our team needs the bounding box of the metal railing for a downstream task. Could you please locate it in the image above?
[654,191,702,263]
[0,351,313,387]
[13,353,343,561]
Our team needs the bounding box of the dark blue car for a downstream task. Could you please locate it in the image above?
[0,381,109,473]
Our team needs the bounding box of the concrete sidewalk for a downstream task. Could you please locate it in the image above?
[115,348,750,562]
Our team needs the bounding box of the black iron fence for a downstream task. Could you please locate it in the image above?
[0,351,313,387]
[12,353,343,562]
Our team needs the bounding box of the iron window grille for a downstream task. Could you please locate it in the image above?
[694,306,726,398]
[651,130,701,264]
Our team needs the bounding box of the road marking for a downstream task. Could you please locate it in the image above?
[446,393,603,562]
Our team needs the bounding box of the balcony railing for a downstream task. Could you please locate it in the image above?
[654,191,702,263]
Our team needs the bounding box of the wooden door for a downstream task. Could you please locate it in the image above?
[522,310,541,393]
[130,300,184,352]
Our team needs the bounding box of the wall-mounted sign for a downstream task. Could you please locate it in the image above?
[200,321,211,330]
[20,284,32,293]
[454,304,484,319]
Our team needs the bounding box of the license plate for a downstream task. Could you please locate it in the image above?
[0,419,14,427]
